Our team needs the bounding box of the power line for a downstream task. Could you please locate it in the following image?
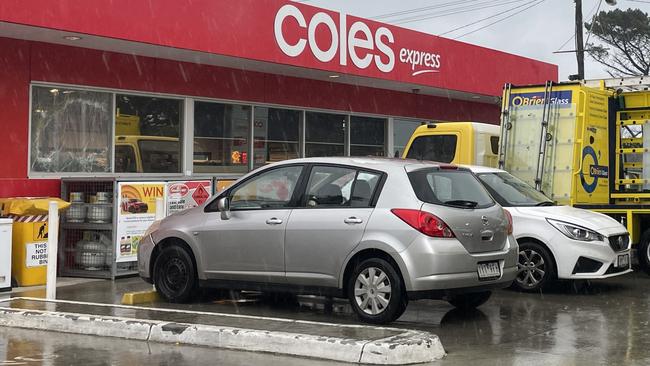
[439,0,539,36]
[585,0,603,45]
[555,0,603,52]
[452,0,548,40]
[371,0,481,20]
[393,0,530,25]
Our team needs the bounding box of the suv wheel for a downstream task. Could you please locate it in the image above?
[514,241,556,292]
[347,258,407,324]
[448,291,491,310]
[154,245,198,303]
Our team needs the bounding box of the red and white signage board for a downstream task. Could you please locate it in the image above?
[166,180,212,215]
[0,0,557,96]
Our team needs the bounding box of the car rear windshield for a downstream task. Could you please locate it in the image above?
[407,168,494,209]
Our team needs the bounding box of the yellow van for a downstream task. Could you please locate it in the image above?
[115,135,180,173]
[402,122,500,167]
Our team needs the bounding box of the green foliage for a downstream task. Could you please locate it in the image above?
[585,8,650,76]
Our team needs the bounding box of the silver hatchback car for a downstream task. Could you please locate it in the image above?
[138,157,518,323]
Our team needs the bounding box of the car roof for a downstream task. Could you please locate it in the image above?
[269,157,453,172]
[461,165,506,174]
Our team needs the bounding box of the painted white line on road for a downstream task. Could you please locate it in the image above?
[9,296,393,331]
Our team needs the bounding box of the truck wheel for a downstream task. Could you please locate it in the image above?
[154,245,198,303]
[347,258,407,324]
[638,230,650,275]
[513,241,556,292]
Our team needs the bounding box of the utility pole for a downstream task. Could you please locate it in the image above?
[575,0,585,80]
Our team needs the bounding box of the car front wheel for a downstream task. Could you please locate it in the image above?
[513,241,556,292]
[153,245,198,303]
[347,258,407,324]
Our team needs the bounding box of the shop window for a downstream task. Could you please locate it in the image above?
[305,112,346,157]
[393,119,421,158]
[194,101,250,173]
[115,94,182,174]
[350,116,386,157]
[253,107,301,168]
[30,86,113,173]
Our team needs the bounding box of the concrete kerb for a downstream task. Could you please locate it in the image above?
[0,298,445,364]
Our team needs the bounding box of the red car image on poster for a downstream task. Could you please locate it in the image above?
[121,198,149,214]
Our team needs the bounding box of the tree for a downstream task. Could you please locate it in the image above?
[585,8,650,77]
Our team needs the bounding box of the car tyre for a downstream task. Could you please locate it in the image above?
[447,291,491,310]
[513,241,556,292]
[347,258,407,324]
[153,245,198,303]
[638,230,650,275]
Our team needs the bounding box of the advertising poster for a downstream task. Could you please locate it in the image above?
[166,180,213,215]
[116,182,165,263]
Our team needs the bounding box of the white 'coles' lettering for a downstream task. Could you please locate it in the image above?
[274,4,440,75]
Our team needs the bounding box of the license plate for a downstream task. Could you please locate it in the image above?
[617,254,629,268]
[477,261,501,280]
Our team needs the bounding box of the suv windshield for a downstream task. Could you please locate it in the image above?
[477,172,553,207]
[408,168,494,209]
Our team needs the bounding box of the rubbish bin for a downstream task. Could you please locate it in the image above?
[0,198,69,287]
[0,217,12,292]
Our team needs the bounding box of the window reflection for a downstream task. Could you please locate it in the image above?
[305,112,345,157]
[350,116,386,157]
[254,107,301,168]
[115,94,182,174]
[194,102,250,173]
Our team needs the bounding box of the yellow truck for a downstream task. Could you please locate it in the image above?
[402,122,500,167]
[402,77,650,273]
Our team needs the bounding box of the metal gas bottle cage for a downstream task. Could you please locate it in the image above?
[498,80,555,191]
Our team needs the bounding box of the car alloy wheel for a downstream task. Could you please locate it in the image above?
[354,267,392,315]
[517,248,546,289]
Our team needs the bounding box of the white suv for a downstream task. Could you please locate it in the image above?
[467,165,632,291]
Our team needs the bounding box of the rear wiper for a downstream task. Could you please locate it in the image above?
[535,201,554,206]
[444,200,478,208]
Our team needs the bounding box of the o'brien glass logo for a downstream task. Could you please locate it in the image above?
[274,4,442,76]
[510,91,572,107]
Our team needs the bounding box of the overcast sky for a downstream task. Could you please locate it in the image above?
[294,0,650,80]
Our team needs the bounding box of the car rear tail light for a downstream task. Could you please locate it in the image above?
[504,209,513,235]
[391,209,454,238]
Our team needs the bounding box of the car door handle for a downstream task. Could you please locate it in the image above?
[266,218,283,225]
[344,217,364,224]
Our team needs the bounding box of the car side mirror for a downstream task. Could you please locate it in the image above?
[217,197,231,220]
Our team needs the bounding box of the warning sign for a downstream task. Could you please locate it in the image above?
[33,222,48,241]
[26,242,48,267]
[192,184,210,205]
[166,180,212,215]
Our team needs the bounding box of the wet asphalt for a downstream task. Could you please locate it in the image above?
[1,271,650,365]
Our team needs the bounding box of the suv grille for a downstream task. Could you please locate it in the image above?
[608,234,630,252]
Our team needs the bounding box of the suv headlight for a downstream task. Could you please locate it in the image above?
[143,219,162,238]
[546,219,604,242]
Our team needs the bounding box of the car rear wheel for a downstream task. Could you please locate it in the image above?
[447,291,491,310]
[347,258,407,324]
[154,245,198,303]
[514,241,556,292]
